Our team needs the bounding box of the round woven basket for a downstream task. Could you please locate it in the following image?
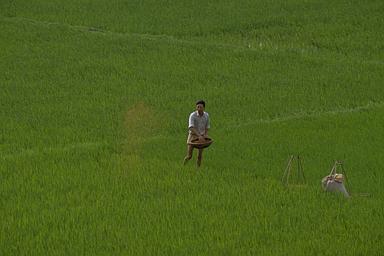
[188,137,213,149]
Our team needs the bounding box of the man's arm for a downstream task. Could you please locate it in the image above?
[189,127,198,135]
[188,113,197,135]
[189,127,204,138]
[205,113,210,137]
[204,128,209,137]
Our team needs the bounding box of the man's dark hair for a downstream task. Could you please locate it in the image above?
[196,100,205,107]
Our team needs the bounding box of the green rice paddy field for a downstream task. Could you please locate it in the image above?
[1,0,384,254]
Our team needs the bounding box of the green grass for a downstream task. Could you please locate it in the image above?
[1,0,384,254]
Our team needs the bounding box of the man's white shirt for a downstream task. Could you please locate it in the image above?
[188,111,210,135]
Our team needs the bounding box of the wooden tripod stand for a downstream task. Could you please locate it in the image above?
[282,155,306,186]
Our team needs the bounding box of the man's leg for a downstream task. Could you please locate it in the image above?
[197,148,203,167]
[183,145,194,165]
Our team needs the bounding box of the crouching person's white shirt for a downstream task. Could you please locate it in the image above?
[322,175,350,198]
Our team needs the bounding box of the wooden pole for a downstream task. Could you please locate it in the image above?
[282,155,294,185]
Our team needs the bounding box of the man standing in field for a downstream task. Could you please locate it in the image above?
[183,100,210,167]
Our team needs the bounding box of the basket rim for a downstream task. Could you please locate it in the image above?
[188,138,213,145]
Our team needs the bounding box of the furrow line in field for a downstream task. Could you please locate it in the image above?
[1,141,108,160]
[2,101,383,159]
[2,16,384,66]
[1,16,260,51]
[226,101,384,129]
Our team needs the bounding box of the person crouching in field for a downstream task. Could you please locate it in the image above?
[321,173,350,198]
[183,100,210,167]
